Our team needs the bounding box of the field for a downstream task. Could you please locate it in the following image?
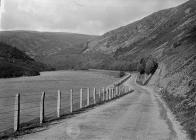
[0,70,120,133]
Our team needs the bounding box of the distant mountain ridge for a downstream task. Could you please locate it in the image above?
[0,31,97,69]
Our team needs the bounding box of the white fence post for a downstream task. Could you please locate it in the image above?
[57,90,61,118]
[87,88,90,106]
[70,89,73,113]
[40,92,45,124]
[109,88,112,100]
[105,88,108,101]
[98,88,101,102]
[80,88,83,109]
[93,88,96,104]
[112,88,114,99]
[14,93,20,132]
[102,88,105,101]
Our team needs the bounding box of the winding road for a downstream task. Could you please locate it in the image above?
[17,74,188,140]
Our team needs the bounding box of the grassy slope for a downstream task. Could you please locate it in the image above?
[0,42,52,78]
[0,31,97,69]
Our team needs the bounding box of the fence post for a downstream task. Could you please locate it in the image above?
[93,88,96,104]
[87,88,90,106]
[113,87,115,98]
[111,88,113,99]
[108,88,110,100]
[109,88,112,100]
[102,88,105,101]
[118,86,120,96]
[116,86,118,97]
[114,88,115,98]
[57,90,61,118]
[112,88,114,99]
[70,89,73,113]
[80,88,83,109]
[114,88,116,98]
[105,88,107,101]
[106,88,108,100]
[40,92,45,124]
[98,88,101,102]
[14,93,20,132]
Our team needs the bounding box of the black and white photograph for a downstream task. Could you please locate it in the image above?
[0,0,195,139]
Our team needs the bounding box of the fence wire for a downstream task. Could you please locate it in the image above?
[0,73,131,138]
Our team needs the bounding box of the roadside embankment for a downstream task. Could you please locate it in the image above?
[148,63,195,140]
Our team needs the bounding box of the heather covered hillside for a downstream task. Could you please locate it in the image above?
[0,42,52,78]
[82,0,196,71]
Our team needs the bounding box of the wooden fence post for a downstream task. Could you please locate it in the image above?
[113,87,115,98]
[105,88,107,101]
[114,88,115,98]
[98,88,101,102]
[112,88,114,99]
[114,87,116,98]
[116,86,119,96]
[93,88,96,104]
[87,88,90,106]
[111,88,113,99]
[70,89,73,113]
[80,88,83,109]
[107,88,109,100]
[118,86,120,96]
[14,93,20,132]
[109,88,111,100]
[40,92,45,124]
[102,88,105,101]
[57,90,61,118]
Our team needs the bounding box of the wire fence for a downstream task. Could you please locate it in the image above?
[0,73,132,139]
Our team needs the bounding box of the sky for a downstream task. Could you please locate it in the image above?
[0,0,188,35]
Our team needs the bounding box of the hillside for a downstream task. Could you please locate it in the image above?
[86,0,196,59]
[0,42,52,78]
[0,31,97,69]
[83,0,196,71]
[85,0,196,138]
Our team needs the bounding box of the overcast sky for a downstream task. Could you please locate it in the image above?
[1,0,188,35]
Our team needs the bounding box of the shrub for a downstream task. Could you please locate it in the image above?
[137,55,158,75]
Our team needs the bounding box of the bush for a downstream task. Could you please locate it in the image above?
[137,55,158,75]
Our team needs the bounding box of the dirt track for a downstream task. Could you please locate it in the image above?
[17,75,188,140]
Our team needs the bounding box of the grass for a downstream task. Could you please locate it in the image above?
[159,88,196,139]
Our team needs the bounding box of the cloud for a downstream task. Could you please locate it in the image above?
[1,0,188,35]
